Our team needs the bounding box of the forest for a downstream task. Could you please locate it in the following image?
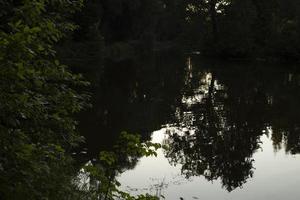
[68,0,300,60]
[1,0,300,200]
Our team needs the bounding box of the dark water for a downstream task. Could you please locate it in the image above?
[79,54,300,199]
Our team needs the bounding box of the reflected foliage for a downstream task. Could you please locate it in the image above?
[80,53,300,192]
[163,57,300,191]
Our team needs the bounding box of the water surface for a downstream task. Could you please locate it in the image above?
[79,54,300,199]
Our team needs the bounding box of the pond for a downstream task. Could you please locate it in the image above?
[79,53,300,200]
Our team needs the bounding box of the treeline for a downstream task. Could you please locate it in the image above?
[66,0,300,61]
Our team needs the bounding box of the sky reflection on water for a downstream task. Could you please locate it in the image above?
[118,129,300,200]
[80,54,300,199]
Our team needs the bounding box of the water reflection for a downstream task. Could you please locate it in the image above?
[119,131,300,200]
[163,57,300,192]
[79,54,300,196]
[78,53,185,160]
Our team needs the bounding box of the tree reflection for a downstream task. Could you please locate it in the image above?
[164,57,300,191]
[269,71,300,154]
[79,54,300,192]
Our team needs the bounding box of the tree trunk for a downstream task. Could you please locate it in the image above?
[209,0,218,43]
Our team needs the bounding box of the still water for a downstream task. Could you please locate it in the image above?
[79,53,300,199]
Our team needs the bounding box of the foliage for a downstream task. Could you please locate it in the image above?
[2,0,300,198]
[0,0,89,199]
[78,132,161,200]
[0,1,164,199]
[181,0,300,59]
